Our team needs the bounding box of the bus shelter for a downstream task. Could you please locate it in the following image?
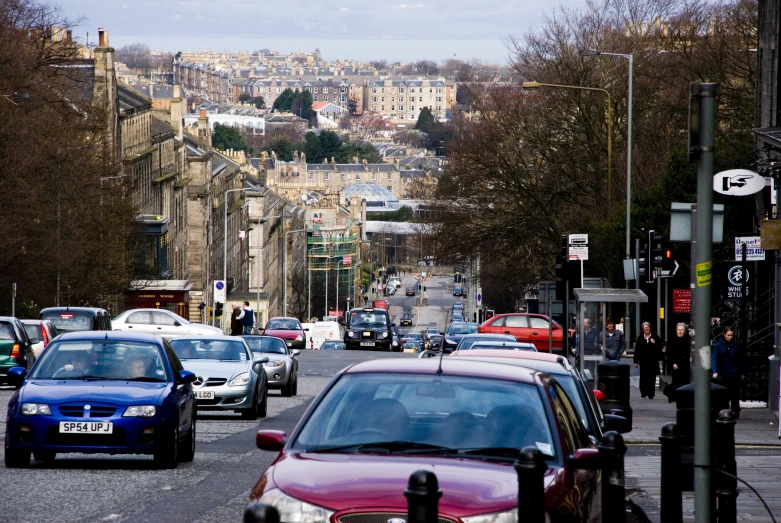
[573,288,648,385]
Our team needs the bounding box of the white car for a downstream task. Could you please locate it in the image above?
[111,309,223,339]
[390,278,402,289]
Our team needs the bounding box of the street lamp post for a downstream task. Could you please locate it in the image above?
[223,187,256,330]
[521,81,612,201]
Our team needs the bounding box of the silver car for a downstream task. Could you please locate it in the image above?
[169,336,268,419]
[241,336,299,397]
[112,309,223,339]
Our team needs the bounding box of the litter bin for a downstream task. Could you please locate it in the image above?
[675,382,730,491]
[597,360,633,426]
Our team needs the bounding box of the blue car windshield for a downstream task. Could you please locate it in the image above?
[447,323,476,335]
[294,373,556,460]
[30,340,168,381]
[170,339,249,361]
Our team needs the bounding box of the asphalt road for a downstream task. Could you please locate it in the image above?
[0,275,456,523]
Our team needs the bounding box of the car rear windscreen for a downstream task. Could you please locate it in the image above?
[42,312,93,331]
[23,324,40,339]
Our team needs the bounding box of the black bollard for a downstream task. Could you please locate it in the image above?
[514,446,547,523]
[244,502,281,523]
[405,470,442,523]
[598,431,627,523]
[715,409,738,523]
[659,422,682,523]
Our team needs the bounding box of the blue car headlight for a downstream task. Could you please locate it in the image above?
[123,405,157,418]
[229,372,251,387]
[21,403,51,416]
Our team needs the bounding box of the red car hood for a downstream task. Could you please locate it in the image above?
[268,452,556,517]
[264,329,302,340]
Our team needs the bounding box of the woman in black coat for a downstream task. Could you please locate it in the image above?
[663,323,691,403]
[634,322,663,399]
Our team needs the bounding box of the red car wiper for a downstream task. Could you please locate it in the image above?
[306,441,451,454]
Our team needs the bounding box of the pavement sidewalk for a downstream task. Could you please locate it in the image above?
[621,366,781,522]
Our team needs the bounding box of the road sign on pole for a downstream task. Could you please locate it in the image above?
[214,280,226,303]
[476,289,482,306]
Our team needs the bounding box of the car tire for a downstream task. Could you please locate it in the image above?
[281,377,294,397]
[33,451,56,462]
[240,388,260,420]
[258,387,268,418]
[154,423,179,469]
[4,438,30,468]
[178,414,196,463]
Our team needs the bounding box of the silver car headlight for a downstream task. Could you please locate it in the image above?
[259,488,333,523]
[123,405,157,418]
[265,360,285,368]
[21,403,51,416]
[229,372,251,387]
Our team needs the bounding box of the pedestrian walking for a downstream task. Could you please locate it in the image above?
[663,323,691,403]
[230,303,243,336]
[571,318,599,358]
[616,317,625,334]
[601,320,626,362]
[241,301,254,335]
[712,327,745,417]
[634,322,663,399]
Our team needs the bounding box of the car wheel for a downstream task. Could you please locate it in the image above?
[33,451,56,462]
[281,377,294,397]
[178,414,196,463]
[154,423,179,469]
[258,386,268,418]
[240,388,260,420]
[4,438,31,468]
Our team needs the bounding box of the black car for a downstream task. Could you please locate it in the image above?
[400,308,413,326]
[405,286,416,296]
[441,321,479,353]
[453,285,463,296]
[343,308,394,351]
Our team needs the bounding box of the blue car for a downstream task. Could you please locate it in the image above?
[4,331,198,469]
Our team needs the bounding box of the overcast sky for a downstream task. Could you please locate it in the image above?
[54,0,587,62]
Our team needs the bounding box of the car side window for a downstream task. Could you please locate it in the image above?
[490,316,506,327]
[163,340,184,374]
[153,311,177,326]
[505,316,528,328]
[529,317,550,329]
[549,382,590,453]
[127,311,153,324]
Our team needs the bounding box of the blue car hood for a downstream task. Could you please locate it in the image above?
[21,380,168,405]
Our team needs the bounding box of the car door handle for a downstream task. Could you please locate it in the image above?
[157,327,162,330]
[532,332,538,335]
[128,326,133,328]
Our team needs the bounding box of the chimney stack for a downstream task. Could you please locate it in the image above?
[98,27,109,47]
[66,30,72,44]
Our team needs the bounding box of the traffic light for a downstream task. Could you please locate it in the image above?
[637,247,648,282]
[649,231,663,272]
[215,302,223,317]
[486,310,495,320]
[662,246,676,273]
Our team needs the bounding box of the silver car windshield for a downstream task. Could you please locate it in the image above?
[294,373,556,459]
[170,339,249,361]
[30,340,168,381]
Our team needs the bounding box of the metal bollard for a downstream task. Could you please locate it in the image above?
[715,409,738,523]
[514,446,547,523]
[598,431,627,523]
[659,422,682,523]
[244,502,281,523]
[405,470,442,523]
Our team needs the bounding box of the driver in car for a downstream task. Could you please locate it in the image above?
[128,356,151,378]
[55,351,91,377]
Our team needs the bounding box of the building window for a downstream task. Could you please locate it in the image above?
[340,95,346,102]
[323,87,328,93]
[276,87,281,93]
[372,88,377,93]
[355,173,361,180]
[309,173,314,180]
[387,186,392,191]
[392,97,396,102]
[373,97,377,102]
[314,95,319,101]
[411,106,415,112]
[381,105,385,111]
[372,172,377,181]
[399,87,404,93]
[399,105,404,111]
[324,173,329,181]
[410,88,415,93]
[341,172,345,181]
[392,105,395,111]
[387,172,392,180]
[399,96,404,102]
[381,96,385,102]
[314,87,318,93]
[419,97,423,102]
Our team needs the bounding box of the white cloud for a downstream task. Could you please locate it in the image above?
[339,7,349,11]
[391,3,425,8]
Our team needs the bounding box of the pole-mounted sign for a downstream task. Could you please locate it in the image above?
[713,169,766,196]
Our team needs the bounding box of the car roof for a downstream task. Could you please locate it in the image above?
[41,307,108,314]
[268,317,300,321]
[170,335,245,341]
[345,357,540,384]
[450,351,572,375]
[460,333,516,340]
[470,341,536,348]
[55,331,163,343]
[20,319,46,324]
[116,308,176,313]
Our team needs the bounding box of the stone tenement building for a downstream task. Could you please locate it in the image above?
[366,77,453,121]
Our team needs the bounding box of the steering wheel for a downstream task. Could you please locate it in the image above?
[53,367,86,379]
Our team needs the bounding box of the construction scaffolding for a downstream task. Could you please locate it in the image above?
[307,233,361,321]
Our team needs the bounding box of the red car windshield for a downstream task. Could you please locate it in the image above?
[267,320,301,330]
[294,373,556,460]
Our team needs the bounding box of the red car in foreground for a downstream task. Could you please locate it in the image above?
[262,317,307,350]
[251,358,602,523]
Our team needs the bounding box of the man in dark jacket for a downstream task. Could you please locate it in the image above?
[712,327,745,417]
[241,301,255,335]
[601,320,626,361]
[572,318,599,358]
